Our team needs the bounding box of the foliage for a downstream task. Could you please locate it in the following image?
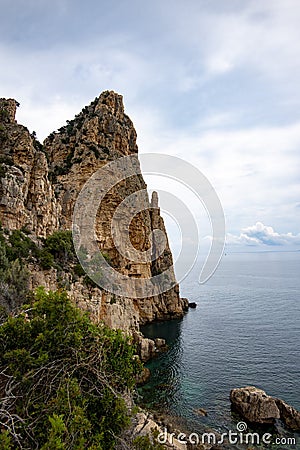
[133,431,165,450]
[89,143,100,158]
[0,156,13,166]
[31,132,44,152]
[0,430,13,449]
[0,230,30,314]
[0,226,108,313]
[73,263,85,277]
[0,108,9,121]
[6,229,37,261]
[41,230,75,269]
[44,230,74,256]
[39,248,54,269]
[0,288,142,449]
[0,259,29,312]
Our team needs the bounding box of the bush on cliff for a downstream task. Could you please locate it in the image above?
[0,288,142,449]
[0,229,30,315]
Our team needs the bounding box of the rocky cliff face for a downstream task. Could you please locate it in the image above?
[0,99,60,237]
[0,92,187,334]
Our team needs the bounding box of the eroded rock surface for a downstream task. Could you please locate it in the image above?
[230,386,300,431]
[0,92,187,332]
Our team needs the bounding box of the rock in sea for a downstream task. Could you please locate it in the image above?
[230,386,300,431]
[188,302,197,308]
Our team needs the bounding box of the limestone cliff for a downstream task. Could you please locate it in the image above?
[0,99,60,237]
[0,92,187,335]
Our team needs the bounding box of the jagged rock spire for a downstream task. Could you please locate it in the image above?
[0,98,19,124]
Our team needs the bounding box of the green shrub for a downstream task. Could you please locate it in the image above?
[133,433,165,450]
[0,155,13,165]
[0,229,30,313]
[0,239,8,270]
[89,143,100,158]
[39,248,54,269]
[43,230,75,264]
[0,108,9,121]
[0,259,29,312]
[0,156,14,178]
[0,430,13,449]
[73,263,85,277]
[83,274,98,288]
[6,229,37,261]
[0,288,142,449]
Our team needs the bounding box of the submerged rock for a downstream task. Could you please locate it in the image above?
[194,407,208,417]
[230,386,300,431]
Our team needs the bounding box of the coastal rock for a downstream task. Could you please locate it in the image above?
[230,386,300,431]
[188,302,197,308]
[137,335,156,362]
[275,398,300,431]
[43,91,184,326]
[136,367,151,385]
[155,337,168,351]
[230,386,280,424]
[0,92,187,333]
[130,412,187,450]
[181,297,189,311]
[194,407,208,417]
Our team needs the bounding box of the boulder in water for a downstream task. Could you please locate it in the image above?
[230,386,300,431]
[188,302,197,308]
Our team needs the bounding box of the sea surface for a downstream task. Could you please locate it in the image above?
[140,252,300,448]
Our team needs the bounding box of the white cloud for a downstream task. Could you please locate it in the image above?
[0,38,162,140]
[137,115,300,235]
[167,0,300,85]
[227,222,300,246]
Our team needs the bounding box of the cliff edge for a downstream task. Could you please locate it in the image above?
[0,92,187,334]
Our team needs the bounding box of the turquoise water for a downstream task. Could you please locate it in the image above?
[140,252,300,447]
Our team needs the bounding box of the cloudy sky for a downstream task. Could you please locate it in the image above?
[1,0,300,252]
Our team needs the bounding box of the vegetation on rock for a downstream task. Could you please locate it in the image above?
[0,226,101,318]
[0,288,142,449]
[0,228,30,315]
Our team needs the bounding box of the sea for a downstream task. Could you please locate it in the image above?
[140,251,300,449]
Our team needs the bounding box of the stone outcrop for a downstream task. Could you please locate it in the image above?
[0,99,60,237]
[0,99,18,124]
[230,386,280,424]
[133,333,168,362]
[230,386,300,431]
[0,92,187,332]
[275,398,300,431]
[121,411,187,450]
[136,367,151,385]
